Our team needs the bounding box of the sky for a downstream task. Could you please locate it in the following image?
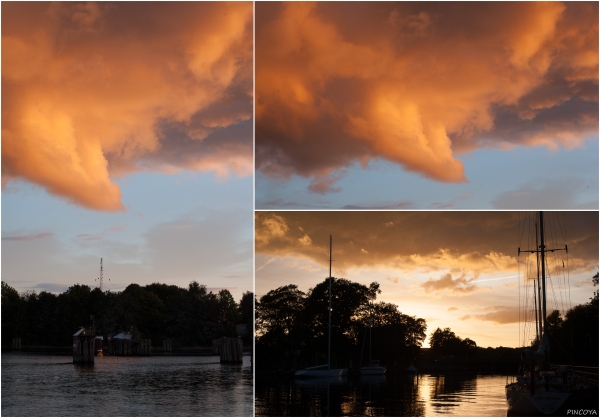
[255,211,599,348]
[255,2,599,209]
[1,2,253,302]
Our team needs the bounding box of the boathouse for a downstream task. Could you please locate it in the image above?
[108,332,133,355]
[108,332,151,356]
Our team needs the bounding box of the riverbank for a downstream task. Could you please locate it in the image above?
[1,345,252,356]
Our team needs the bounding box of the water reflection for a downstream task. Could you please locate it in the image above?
[256,373,507,417]
[2,353,252,416]
[427,374,478,414]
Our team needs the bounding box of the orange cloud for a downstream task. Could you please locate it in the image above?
[460,306,519,325]
[256,2,598,192]
[421,273,485,294]
[2,2,253,211]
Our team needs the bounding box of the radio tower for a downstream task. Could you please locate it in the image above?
[96,258,104,291]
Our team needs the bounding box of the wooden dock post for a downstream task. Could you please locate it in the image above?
[162,339,172,352]
[213,337,243,363]
[73,328,95,364]
[140,339,152,355]
[12,338,21,351]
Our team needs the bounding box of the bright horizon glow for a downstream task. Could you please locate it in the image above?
[255,211,598,348]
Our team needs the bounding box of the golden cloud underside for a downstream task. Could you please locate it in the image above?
[255,211,598,275]
[256,2,598,187]
[2,2,253,210]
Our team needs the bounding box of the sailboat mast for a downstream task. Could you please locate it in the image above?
[535,223,542,342]
[328,235,332,370]
[539,212,547,336]
[369,306,373,363]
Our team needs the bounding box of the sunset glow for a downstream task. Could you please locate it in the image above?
[255,211,598,348]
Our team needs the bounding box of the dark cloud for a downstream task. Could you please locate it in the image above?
[342,201,413,210]
[255,211,598,275]
[35,283,70,293]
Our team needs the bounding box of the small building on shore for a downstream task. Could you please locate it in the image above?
[108,332,151,356]
[108,332,133,355]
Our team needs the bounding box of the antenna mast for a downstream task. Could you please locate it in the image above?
[98,258,104,291]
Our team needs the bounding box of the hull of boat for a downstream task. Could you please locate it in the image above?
[506,383,590,416]
[360,366,386,375]
[295,368,348,378]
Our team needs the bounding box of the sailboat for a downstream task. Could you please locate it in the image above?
[295,235,348,378]
[505,211,591,415]
[360,309,386,376]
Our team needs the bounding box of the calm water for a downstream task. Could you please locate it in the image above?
[256,373,509,416]
[2,353,253,416]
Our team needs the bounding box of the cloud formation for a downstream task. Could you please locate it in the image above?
[255,211,598,277]
[2,2,253,211]
[256,2,598,192]
[2,232,53,242]
[421,273,484,294]
[460,306,519,325]
[492,178,599,209]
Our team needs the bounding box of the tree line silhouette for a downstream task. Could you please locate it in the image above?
[256,275,599,372]
[1,281,253,348]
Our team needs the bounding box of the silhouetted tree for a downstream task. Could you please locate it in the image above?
[429,327,476,359]
[238,291,254,343]
[255,278,428,370]
[1,281,25,343]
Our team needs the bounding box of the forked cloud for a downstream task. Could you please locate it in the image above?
[256,2,598,192]
[2,2,253,211]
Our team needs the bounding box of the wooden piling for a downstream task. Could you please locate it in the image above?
[73,328,95,364]
[213,337,243,363]
[140,339,151,355]
[12,338,21,351]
